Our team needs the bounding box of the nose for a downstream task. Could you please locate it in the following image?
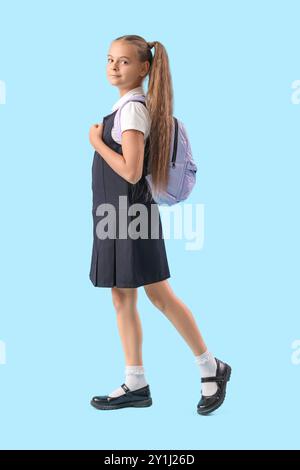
[110,67,119,74]
[113,59,123,69]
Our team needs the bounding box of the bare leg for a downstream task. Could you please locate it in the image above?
[111,286,143,365]
[144,279,207,356]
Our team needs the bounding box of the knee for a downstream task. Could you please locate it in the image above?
[144,287,168,313]
[111,287,137,313]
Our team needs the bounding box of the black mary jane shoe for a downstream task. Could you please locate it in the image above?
[90,383,153,410]
[197,358,232,415]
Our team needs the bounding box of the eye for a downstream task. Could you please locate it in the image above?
[107,58,128,64]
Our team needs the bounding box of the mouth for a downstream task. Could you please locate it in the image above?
[111,75,121,78]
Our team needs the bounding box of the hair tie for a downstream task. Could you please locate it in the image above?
[147,41,155,49]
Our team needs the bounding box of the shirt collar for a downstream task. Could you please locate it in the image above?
[111,86,145,111]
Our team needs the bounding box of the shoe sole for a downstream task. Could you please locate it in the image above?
[90,398,153,410]
[197,364,232,416]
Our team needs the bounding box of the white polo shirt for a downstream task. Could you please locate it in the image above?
[111,86,151,144]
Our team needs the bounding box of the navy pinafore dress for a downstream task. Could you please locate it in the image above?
[89,101,171,288]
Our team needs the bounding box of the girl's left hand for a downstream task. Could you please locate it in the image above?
[89,122,103,149]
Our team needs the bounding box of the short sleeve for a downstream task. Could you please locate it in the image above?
[120,101,151,139]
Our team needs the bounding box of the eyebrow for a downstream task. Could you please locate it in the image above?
[107,55,130,59]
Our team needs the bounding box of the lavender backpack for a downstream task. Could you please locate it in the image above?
[113,94,198,206]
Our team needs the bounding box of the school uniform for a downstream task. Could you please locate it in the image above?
[89,86,171,288]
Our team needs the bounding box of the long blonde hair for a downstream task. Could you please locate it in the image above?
[113,35,174,197]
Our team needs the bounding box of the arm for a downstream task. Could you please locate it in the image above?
[93,128,145,184]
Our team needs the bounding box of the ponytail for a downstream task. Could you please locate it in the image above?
[113,35,174,197]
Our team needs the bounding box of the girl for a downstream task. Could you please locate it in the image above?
[88,35,231,415]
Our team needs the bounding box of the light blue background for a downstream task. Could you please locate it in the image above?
[0,0,299,450]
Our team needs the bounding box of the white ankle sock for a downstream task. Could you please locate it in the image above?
[108,365,148,398]
[195,350,218,396]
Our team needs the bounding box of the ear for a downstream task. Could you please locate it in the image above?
[141,61,150,77]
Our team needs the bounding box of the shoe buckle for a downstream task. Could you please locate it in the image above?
[121,383,130,393]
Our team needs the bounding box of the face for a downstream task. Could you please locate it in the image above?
[106,41,150,93]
